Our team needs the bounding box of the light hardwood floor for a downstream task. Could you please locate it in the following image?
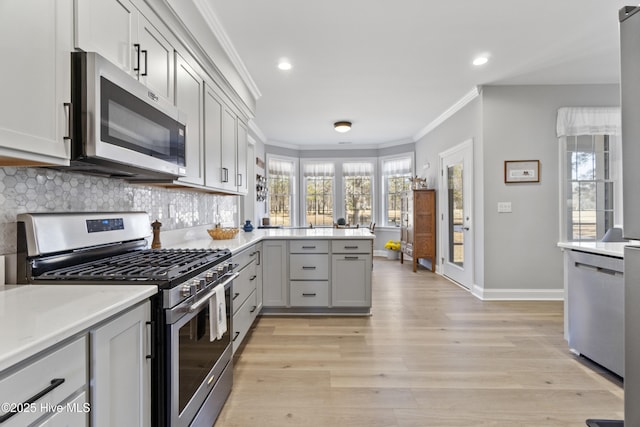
[214,258,623,427]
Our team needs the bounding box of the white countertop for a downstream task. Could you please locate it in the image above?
[164,227,375,253]
[0,284,157,373]
[557,241,634,258]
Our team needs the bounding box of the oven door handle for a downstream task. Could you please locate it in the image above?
[188,272,239,313]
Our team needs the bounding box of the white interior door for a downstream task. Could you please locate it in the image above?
[439,140,474,288]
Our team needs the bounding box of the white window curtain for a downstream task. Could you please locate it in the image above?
[343,162,373,176]
[382,157,412,176]
[556,107,621,137]
[268,158,294,176]
[303,162,335,177]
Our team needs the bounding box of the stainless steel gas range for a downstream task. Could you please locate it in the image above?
[16,211,236,427]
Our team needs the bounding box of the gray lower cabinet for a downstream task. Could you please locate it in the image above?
[91,301,151,426]
[262,240,288,307]
[567,250,624,376]
[331,240,372,307]
[0,336,88,427]
[232,244,260,353]
[331,254,372,307]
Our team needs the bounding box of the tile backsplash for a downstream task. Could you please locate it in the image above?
[0,166,238,255]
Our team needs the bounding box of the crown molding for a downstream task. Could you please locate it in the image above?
[248,120,267,144]
[191,0,262,100]
[413,86,482,141]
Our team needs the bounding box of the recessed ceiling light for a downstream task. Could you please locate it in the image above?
[473,56,489,66]
[277,59,292,70]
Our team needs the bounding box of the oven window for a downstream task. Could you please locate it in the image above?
[177,300,230,413]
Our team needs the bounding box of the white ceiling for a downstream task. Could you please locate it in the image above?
[206,0,629,149]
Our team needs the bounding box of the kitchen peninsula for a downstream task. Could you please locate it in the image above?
[165,227,375,315]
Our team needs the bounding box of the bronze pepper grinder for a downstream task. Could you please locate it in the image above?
[151,220,162,249]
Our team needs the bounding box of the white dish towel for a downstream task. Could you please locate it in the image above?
[209,284,227,341]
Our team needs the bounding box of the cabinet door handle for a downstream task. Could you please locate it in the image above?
[257,250,261,265]
[233,292,240,300]
[250,305,257,313]
[133,43,141,75]
[0,378,65,423]
[302,293,317,297]
[302,266,317,270]
[63,102,72,140]
[146,320,155,360]
[232,331,240,342]
[221,167,229,183]
[250,275,257,281]
[141,49,148,76]
[237,174,243,187]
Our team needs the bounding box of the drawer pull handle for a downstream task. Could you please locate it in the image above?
[344,256,359,260]
[302,293,317,297]
[0,378,65,423]
[302,246,316,249]
[232,331,240,342]
[250,275,257,281]
[344,246,359,249]
[250,305,257,313]
[302,266,317,270]
[233,292,240,300]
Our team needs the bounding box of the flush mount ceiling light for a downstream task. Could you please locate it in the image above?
[277,59,292,70]
[334,121,352,133]
[472,56,489,66]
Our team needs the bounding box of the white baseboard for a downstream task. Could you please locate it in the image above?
[472,285,564,301]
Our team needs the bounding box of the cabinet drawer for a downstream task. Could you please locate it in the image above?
[289,240,329,254]
[289,254,328,280]
[233,245,259,270]
[0,336,87,426]
[290,281,329,307]
[332,240,371,254]
[232,260,258,313]
[232,290,258,353]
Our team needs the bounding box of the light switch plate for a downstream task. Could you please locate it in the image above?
[498,202,512,213]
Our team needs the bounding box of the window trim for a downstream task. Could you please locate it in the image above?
[558,135,623,242]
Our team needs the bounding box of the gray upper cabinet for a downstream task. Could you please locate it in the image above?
[175,53,205,186]
[75,0,175,104]
[0,0,72,166]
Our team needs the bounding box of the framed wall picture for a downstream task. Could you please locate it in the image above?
[504,160,540,183]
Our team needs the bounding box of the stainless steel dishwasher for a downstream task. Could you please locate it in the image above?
[567,250,624,377]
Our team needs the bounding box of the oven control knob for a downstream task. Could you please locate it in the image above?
[181,284,191,298]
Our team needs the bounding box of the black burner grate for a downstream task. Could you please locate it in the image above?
[39,248,230,282]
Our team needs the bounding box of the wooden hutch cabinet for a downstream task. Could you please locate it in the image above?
[400,189,436,272]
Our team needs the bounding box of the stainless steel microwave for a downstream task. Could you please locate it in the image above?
[68,52,186,181]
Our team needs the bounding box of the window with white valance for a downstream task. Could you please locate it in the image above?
[302,161,335,226]
[343,162,374,226]
[381,155,413,227]
[557,107,622,242]
[267,156,297,226]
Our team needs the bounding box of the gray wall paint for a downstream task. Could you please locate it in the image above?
[482,84,619,291]
[415,96,484,287]
[416,83,620,294]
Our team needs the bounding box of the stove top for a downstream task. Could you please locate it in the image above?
[36,248,231,285]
